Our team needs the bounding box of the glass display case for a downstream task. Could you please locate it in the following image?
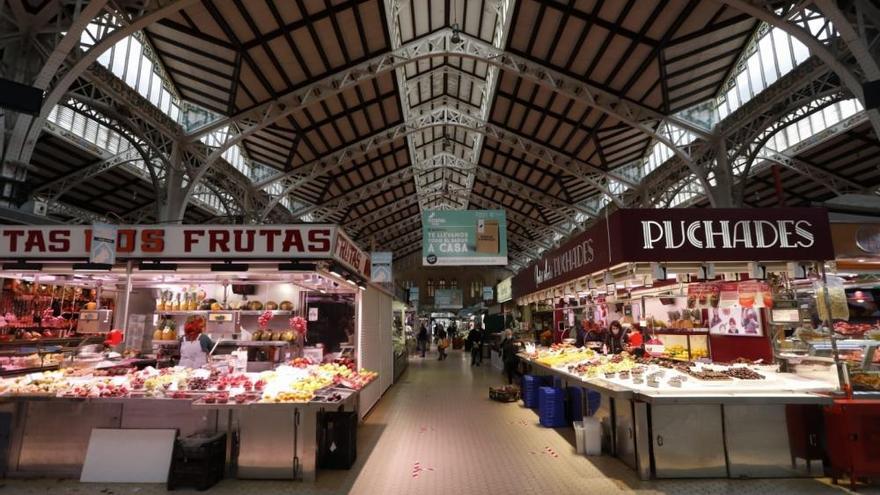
[651,330,710,361]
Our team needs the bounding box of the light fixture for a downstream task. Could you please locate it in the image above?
[210,261,248,272]
[279,262,318,272]
[451,23,461,43]
[138,261,178,271]
[72,262,112,272]
[329,263,344,277]
[2,261,42,272]
[357,281,367,291]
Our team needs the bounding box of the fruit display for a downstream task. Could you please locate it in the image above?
[534,346,596,367]
[566,352,637,378]
[0,360,377,405]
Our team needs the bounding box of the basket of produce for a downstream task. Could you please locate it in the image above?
[489,384,520,402]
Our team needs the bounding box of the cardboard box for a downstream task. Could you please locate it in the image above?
[476,219,499,254]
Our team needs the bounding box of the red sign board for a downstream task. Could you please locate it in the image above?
[612,208,834,263]
[0,225,370,278]
[512,208,833,299]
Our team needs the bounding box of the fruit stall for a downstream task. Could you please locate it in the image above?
[512,207,842,480]
[0,224,393,481]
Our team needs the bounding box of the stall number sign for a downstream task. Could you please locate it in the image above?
[482,287,494,301]
[308,307,319,322]
[90,223,117,265]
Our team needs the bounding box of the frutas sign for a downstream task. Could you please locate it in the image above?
[0,225,370,274]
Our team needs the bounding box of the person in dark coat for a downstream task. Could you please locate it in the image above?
[501,330,518,384]
[417,323,429,358]
[467,326,482,366]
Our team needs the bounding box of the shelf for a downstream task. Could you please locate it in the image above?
[155,310,293,316]
[214,340,291,347]
[0,337,83,347]
[239,310,292,316]
[0,364,61,377]
[156,310,211,315]
[151,340,180,346]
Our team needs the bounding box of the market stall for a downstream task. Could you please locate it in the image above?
[512,208,840,480]
[0,224,389,482]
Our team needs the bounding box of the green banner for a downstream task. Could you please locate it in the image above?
[422,210,508,266]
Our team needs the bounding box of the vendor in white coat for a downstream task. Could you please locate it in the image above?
[179,318,214,369]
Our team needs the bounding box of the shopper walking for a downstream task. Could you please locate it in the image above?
[437,326,448,361]
[501,330,518,384]
[417,323,429,358]
[468,326,483,366]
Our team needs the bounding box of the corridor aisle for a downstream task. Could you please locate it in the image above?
[0,351,860,494]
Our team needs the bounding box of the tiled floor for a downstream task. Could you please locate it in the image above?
[0,350,871,494]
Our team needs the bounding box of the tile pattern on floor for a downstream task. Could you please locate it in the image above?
[0,349,872,494]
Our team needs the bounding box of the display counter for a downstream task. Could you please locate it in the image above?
[519,348,835,480]
[0,361,377,481]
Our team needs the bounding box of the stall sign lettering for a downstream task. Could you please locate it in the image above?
[641,220,815,250]
[0,225,344,259]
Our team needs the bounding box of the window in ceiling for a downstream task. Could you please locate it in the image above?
[87,26,180,122]
[717,25,811,120]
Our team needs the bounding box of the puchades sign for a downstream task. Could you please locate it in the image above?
[512,208,834,299]
[614,208,834,263]
[0,224,370,278]
[422,210,507,266]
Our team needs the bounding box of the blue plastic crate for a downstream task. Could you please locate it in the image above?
[538,386,567,427]
[585,390,601,417]
[522,375,551,409]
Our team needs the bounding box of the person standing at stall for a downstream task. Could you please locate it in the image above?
[179,317,214,369]
[417,323,428,358]
[603,320,629,354]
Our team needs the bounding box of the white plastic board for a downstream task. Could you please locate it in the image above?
[80,428,176,483]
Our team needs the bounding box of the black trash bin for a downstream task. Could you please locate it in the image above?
[317,411,357,469]
[167,432,226,491]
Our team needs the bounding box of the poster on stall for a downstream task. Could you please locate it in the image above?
[709,305,763,336]
[422,210,507,266]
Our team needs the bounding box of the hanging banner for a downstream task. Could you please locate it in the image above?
[434,289,463,309]
[496,277,512,303]
[408,287,419,304]
[90,223,117,265]
[370,252,393,283]
[422,210,507,266]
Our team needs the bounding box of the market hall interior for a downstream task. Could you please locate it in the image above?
[0,0,879,493]
[0,352,860,495]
